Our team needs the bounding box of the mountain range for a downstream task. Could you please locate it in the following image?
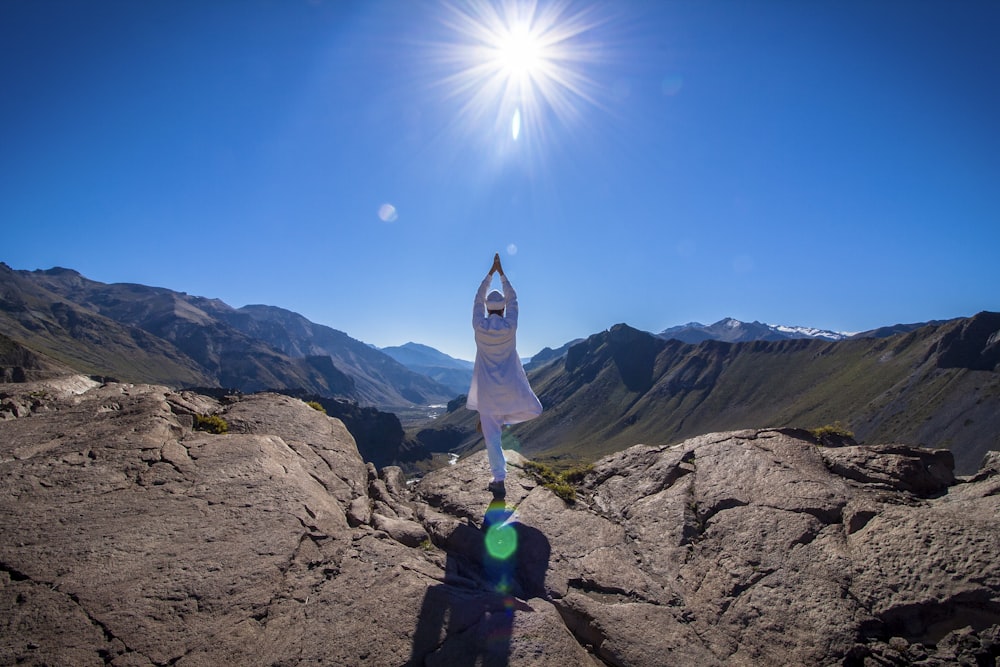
[657,317,941,344]
[523,318,935,372]
[3,263,998,475]
[418,315,1000,475]
[380,342,473,396]
[0,263,453,409]
[659,317,850,343]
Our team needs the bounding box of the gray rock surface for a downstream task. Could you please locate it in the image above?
[2,377,999,666]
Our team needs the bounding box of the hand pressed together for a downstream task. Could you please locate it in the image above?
[489,253,504,277]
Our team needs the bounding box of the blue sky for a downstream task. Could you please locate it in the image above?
[3,0,998,361]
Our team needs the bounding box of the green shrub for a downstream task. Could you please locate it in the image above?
[808,421,854,446]
[523,460,592,504]
[562,463,595,485]
[546,482,577,503]
[523,460,557,482]
[306,400,326,414]
[195,414,229,434]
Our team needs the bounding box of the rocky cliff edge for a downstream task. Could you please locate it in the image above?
[1,378,998,666]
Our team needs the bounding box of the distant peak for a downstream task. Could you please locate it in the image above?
[400,342,435,352]
[658,317,851,343]
[39,266,83,277]
[241,304,294,315]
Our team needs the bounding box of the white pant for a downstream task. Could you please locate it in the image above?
[479,413,507,482]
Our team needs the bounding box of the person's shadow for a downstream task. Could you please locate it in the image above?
[408,500,551,666]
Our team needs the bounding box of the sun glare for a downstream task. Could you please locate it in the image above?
[432,0,606,151]
[498,25,544,79]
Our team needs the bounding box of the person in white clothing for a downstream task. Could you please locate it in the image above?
[466,253,543,496]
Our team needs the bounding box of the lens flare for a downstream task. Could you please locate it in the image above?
[500,427,521,453]
[485,521,518,560]
[484,499,517,561]
[483,500,519,600]
[377,203,398,222]
[484,499,513,527]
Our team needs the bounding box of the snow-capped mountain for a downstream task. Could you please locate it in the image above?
[768,324,852,340]
[658,318,849,344]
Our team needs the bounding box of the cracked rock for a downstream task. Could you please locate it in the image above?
[2,381,999,666]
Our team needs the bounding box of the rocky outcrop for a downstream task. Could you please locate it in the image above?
[559,433,1000,665]
[2,378,999,665]
[274,390,413,469]
[0,334,77,383]
[933,311,1000,371]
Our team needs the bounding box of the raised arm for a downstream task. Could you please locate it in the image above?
[472,272,492,326]
[474,253,516,326]
[500,274,518,327]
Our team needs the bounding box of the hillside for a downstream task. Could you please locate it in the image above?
[220,305,454,407]
[0,265,214,387]
[523,338,585,372]
[418,313,1000,474]
[1,264,453,408]
[0,333,77,382]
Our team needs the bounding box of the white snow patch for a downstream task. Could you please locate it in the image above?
[769,324,849,340]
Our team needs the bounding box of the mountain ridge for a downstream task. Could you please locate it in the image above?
[5,263,998,475]
[418,313,1000,475]
[381,342,474,396]
[1,264,452,408]
[0,263,215,387]
[659,317,849,343]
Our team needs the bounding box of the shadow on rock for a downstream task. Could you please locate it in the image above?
[409,500,551,666]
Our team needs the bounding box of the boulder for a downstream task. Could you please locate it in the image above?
[371,513,430,548]
[819,443,956,496]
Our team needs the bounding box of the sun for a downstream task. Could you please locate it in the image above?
[496,24,544,80]
[431,0,606,147]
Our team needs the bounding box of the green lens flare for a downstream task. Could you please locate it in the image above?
[485,523,518,560]
[501,428,521,452]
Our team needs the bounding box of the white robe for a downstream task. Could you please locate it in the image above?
[466,274,543,423]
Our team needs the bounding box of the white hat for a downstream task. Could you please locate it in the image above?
[485,290,506,310]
